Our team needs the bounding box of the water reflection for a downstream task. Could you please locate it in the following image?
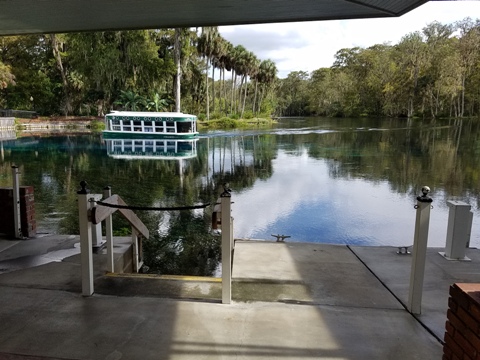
[105,138,198,160]
[0,117,479,251]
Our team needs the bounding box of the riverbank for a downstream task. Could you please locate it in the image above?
[14,116,104,130]
[8,115,276,132]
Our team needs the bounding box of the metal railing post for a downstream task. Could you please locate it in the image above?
[91,194,104,248]
[408,186,433,314]
[230,217,234,250]
[221,187,232,304]
[103,186,114,273]
[11,166,22,239]
[77,181,94,296]
[132,227,140,272]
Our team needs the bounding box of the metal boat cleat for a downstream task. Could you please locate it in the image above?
[272,234,291,242]
[397,245,412,255]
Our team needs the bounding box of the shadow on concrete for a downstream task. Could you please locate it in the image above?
[350,246,480,339]
[232,240,443,359]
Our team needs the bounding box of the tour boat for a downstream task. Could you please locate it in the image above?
[103,111,198,139]
[104,138,198,160]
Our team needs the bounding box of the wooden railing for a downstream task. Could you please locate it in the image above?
[78,180,234,303]
[77,181,149,296]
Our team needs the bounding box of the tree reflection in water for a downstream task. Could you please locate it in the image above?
[1,117,480,274]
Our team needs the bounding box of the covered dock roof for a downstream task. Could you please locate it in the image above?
[0,0,431,35]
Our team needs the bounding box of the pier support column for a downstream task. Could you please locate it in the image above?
[221,186,232,304]
[408,186,433,314]
[78,181,94,296]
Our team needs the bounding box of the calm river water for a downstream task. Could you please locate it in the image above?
[1,117,480,249]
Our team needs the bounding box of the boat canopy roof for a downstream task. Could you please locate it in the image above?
[106,111,196,121]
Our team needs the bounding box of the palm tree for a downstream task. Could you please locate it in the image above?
[173,28,181,112]
[241,52,260,118]
[257,60,277,115]
[211,35,227,115]
[217,40,234,115]
[115,90,146,110]
[146,93,169,111]
[198,26,220,120]
[230,45,247,115]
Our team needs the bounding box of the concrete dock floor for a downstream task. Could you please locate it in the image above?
[0,236,477,359]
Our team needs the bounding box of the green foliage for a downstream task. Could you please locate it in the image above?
[277,19,480,119]
[113,227,132,237]
[218,116,237,128]
[0,61,15,90]
[210,111,222,120]
[143,215,220,276]
[243,110,254,119]
[145,93,170,112]
[89,120,105,130]
[197,113,206,121]
[2,19,480,120]
[114,90,146,111]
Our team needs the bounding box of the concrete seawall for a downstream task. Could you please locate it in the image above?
[18,120,92,130]
[0,117,15,129]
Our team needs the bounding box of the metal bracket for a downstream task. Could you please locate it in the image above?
[397,246,411,255]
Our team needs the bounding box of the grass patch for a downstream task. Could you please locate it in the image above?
[89,120,105,131]
[198,117,276,130]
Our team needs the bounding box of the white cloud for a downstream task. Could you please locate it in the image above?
[220,1,480,78]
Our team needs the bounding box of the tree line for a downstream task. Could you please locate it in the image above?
[0,28,278,120]
[0,18,479,120]
[276,18,480,119]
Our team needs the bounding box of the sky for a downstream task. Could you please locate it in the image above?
[219,1,480,78]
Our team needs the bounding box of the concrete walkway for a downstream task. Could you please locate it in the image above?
[0,236,474,359]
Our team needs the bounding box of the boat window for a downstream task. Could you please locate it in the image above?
[144,121,153,126]
[177,122,191,133]
[166,122,174,127]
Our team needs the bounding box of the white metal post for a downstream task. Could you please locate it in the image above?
[408,186,433,314]
[132,227,139,273]
[90,194,104,248]
[77,181,94,296]
[221,188,232,304]
[230,218,234,250]
[11,166,22,239]
[103,186,114,273]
